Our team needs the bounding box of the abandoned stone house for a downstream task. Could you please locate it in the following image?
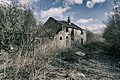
[41,17,86,48]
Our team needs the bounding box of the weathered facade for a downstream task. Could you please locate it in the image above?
[42,17,86,49]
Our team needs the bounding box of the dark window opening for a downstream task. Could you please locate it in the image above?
[66,36,68,39]
[66,28,69,32]
[81,38,83,44]
[81,30,83,35]
[71,29,74,41]
[60,37,62,40]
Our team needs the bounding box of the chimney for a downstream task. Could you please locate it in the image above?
[67,17,71,25]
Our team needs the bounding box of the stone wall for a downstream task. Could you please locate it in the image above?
[54,28,71,49]
[53,28,86,49]
[74,29,82,44]
[83,30,86,44]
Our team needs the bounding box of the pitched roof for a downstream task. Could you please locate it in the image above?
[41,17,62,37]
[47,17,85,29]
[58,21,83,30]
[41,17,84,38]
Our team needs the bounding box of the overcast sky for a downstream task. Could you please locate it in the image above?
[0,0,117,34]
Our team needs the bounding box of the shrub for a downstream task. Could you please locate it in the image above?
[79,41,110,54]
[103,7,120,56]
[0,4,36,52]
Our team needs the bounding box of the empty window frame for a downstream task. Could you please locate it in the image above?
[60,37,62,40]
[66,28,69,32]
[71,29,74,41]
[66,36,68,39]
[81,30,83,35]
[81,38,84,44]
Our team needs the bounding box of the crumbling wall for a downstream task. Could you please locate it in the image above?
[83,30,86,44]
[53,28,86,49]
[74,29,82,44]
[54,28,71,49]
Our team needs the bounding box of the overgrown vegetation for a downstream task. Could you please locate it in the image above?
[0,3,49,80]
[103,7,120,56]
[0,3,36,53]
[0,2,120,80]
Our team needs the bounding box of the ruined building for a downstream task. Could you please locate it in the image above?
[41,17,86,49]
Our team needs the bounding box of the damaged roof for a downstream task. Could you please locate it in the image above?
[44,17,84,30]
[41,17,85,38]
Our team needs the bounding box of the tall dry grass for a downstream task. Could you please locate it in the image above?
[0,39,65,80]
